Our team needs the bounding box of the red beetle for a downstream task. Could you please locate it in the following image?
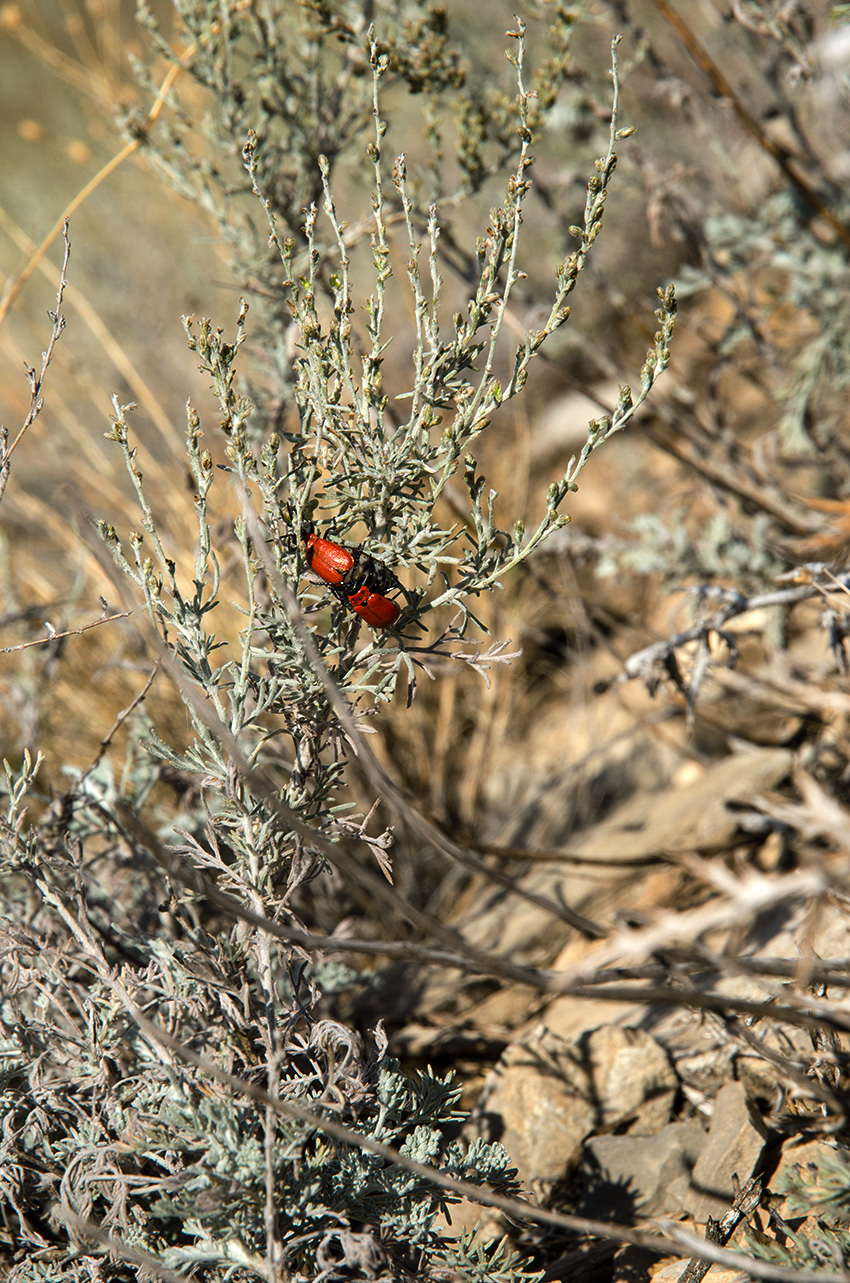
[301,524,402,629]
[345,583,401,629]
[301,523,358,586]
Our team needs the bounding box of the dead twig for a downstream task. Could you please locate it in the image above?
[0,222,71,505]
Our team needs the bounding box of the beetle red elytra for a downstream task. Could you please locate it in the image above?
[344,583,401,628]
[300,523,402,629]
[301,523,358,586]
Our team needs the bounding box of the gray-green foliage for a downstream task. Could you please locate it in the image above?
[130,0,578,425]
[1,747,531,1280]
[598,509,781,590]
[748,1147,850,1274]
[679,194,850,456]
[93,16,674,890]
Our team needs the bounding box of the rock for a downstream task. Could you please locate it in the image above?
[677,1082,767,1223]
[471,1024,678,1197]
[472,1025,595,1194]
[586,1025,677,1134]
[560,747,793,866]
[575,1120,707,1219]
[651,1261,744,1283]
[389,747,793,1025]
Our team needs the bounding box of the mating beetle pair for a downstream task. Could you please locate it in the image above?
[301,524,401,629]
